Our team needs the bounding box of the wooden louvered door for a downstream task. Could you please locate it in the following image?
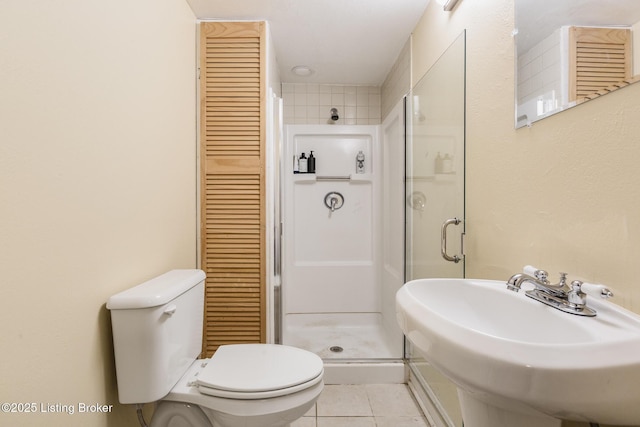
[569,26,632,104]
[199,21,266,357]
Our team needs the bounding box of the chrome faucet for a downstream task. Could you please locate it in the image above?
[506,268,611,317]
[506,270,567,297]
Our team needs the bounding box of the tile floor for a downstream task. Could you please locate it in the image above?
[291,384,429,427]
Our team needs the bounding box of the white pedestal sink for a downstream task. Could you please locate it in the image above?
[396,278,640,427]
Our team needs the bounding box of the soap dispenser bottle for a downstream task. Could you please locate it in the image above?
[442,153,453,174]
[434,152,443,174]
[308,151,316,174]
[356,150,365,174]
[299,152,308,173]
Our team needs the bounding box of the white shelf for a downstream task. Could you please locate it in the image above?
[292,173,373,183]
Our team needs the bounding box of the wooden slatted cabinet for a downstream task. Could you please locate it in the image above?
[199,22,266,357]
[569,26,632,103]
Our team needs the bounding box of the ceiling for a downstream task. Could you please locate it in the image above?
[185,0,430,85]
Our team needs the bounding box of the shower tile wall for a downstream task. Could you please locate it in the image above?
[282,83,381,125]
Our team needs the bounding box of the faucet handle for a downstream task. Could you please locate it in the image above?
[558,272,568,285]
[537,270,549,282]
[568,280,587,307]
[581,282,614,299]
[570,280,583,292]
[523,265,548,283]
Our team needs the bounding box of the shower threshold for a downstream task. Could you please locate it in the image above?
[322,359,406,384]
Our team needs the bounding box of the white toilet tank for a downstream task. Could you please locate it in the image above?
[107,269,206,404]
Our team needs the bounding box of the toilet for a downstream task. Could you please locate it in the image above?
[107,269,324,427]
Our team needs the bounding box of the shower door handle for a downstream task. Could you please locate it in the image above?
[441,217,463,263]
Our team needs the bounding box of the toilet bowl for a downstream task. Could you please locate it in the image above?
[152,345,323,427]
[107,270,324,427]
[154,344,323,427]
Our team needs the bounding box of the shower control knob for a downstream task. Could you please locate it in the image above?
[324,192,344,212]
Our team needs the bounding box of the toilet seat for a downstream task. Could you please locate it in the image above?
[196,344,324,400]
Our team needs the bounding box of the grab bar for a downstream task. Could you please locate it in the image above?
[441,217,463,263]
[316,175,351,181]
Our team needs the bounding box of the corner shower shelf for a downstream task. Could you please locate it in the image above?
[293,174,373,183]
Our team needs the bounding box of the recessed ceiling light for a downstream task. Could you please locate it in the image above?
[291,65,313,77]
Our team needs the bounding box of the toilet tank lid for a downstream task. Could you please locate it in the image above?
[106,269,205,310]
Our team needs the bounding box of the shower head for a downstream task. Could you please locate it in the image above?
[330,108,339,121]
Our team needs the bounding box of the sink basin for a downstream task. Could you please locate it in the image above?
[396,278,640,427]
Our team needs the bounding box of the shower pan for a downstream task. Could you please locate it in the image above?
[279,123,405,382]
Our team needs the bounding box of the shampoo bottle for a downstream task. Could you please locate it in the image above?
[435,152,443,174]
[442,153,453,174]
[356,150,365,174]
[299,152,308,173]
[308,151,316,174]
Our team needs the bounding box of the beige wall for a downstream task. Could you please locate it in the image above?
[0,1,197,426]
[412,0,640,317]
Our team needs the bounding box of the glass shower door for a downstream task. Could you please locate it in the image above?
[405,30,466,427]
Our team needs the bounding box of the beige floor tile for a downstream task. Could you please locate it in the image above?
[365,383,423,417]
[299,383,430,427]
[316,385,373,417]
[291,416,317,427]
[316,417,377,427]
[374,416,430,426]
